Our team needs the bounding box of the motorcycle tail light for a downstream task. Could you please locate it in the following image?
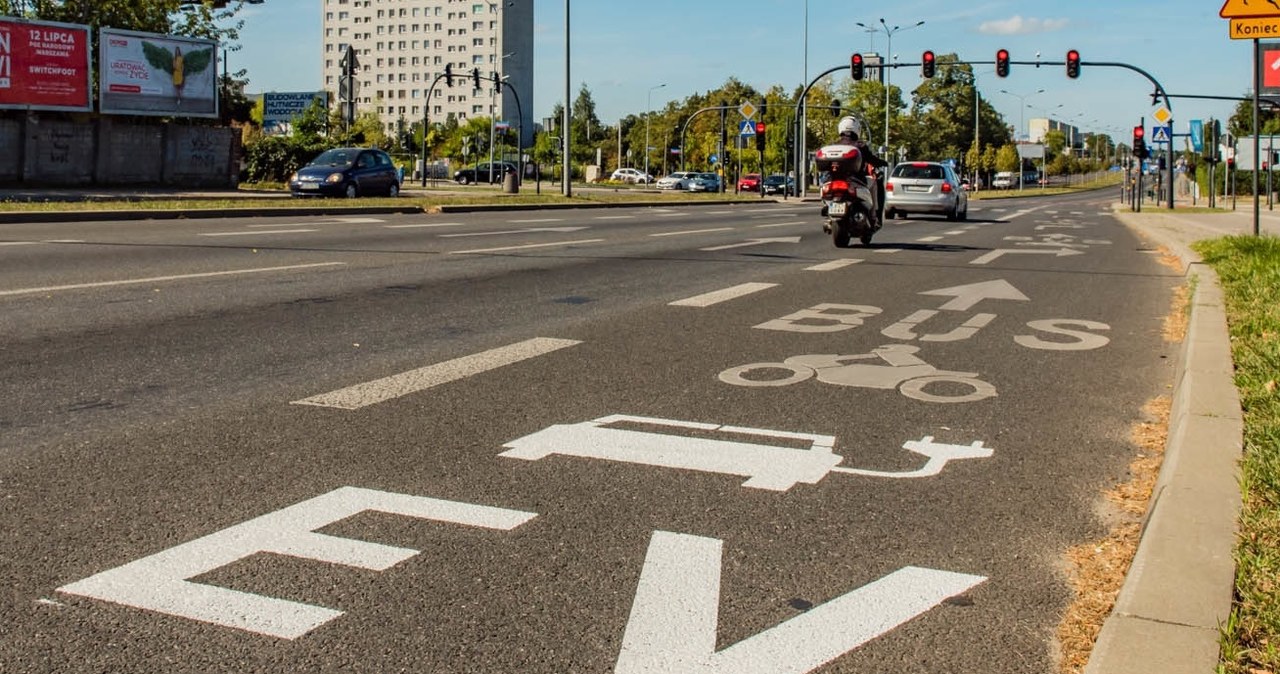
[823,180,850,196]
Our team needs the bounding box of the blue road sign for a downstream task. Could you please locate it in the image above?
[739,120,756,136]
[1151,126,1172,143]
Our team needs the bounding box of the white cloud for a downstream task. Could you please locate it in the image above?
[977,16,1070,35]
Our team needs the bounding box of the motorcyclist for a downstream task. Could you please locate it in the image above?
[829,116,886,223]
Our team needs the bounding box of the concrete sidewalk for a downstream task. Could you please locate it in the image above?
[1085,205,1258,673]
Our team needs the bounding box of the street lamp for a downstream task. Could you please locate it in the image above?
[645,82,667,181]
[855,18,925,155]
[999,88,1044,191]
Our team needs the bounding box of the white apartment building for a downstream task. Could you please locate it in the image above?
[1028,117,1082,149]
[321,0,534,145]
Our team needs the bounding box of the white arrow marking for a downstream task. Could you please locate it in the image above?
[616,531,986,674]
[919,279,1029,311]
[700,237,802,251]
[440,226,587,238]
[969,248,1084,265]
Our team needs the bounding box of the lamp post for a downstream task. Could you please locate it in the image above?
[489,49,515,184]
[1000,88,1044,191]
[855,18,925,154]
[645,82,666,181]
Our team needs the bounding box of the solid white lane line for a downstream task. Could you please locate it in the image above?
[669,283,778,307]
[291,337,582,410]
[450,239,604,254]
[650,228,734,237]
[753,221,806,228]
[384,222,466,229]
[916,236,944,242]
[806,259,863,271]
[508,218,563,223]
[199,229,318,237]
[0,262,347,298]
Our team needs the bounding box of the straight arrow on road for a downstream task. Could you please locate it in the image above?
[440,227,588,238]
[919,279,1029,311]
[969,248,1085,265]
[700,237,802,252]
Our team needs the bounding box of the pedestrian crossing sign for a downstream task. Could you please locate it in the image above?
[1152,126,1172,143]
[739,120,756,136]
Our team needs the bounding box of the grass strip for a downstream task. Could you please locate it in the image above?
[1191,235,1280,673]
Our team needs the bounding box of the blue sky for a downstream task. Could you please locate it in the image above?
[234,0,1257,142]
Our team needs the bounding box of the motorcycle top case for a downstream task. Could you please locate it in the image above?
[815,143,864,177]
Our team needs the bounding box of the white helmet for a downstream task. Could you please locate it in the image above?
[838,116,861,138]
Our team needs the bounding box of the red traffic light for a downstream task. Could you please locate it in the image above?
[1066,49,1081,79]
[1133,125,1144,139]
[755,122,766,133]
[922,50,935,78]
[851,53,865,81]
[996,49,1010,77]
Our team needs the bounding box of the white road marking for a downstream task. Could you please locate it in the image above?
[291,337,582,410]
[330,217,386,223]
[199,229,317,237]
[944,230,966,235]
[656,212,689,217]
[970,248,1084,265]
[650,227,734,237]
[916,236,944,242]
[0,241,39,246]
[704,210,735,215]
[508,218,563,223]
[874,248,903,254]
[384,222,466,229]
[753,221,806,228]
[450,239,604,254]
[441,227,587,238]
[0,263,347,298]
[669,283,777,307]
[806,259,863,271]
[616,531,986,674]
[58,487,536,639]
[594,215,636,220]
[700,237,801,251]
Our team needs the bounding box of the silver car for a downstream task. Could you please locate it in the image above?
[687,172,722,193]
[656,171,691,190]
[884,161,968,221]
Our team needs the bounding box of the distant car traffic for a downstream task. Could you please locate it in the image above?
[884,161,968,221]
[761,174,796,196]
[454,162,517,185]
[289,148,401,198]
[737,173,761,192]
[687,172,722,193]
[656,171,692,190]
[610,168,654,184]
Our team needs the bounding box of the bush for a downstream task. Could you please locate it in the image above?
[243,135,329,183]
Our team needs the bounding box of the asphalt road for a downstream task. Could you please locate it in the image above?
[0,191,1181,673]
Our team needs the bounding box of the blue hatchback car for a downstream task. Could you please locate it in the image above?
[289,148,401,198]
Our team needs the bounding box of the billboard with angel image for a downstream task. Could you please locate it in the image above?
[99,27,218,118]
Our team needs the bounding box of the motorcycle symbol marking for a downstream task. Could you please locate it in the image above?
[718,344,997,404]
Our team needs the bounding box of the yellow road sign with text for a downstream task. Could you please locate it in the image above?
[1230,16,1280,38]
[1222,0,1280,19]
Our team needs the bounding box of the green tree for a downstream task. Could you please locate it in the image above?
[996,144,1020,173]
[1044,130,1067,159]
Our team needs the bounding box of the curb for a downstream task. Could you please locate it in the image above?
[1085,213,1243,674]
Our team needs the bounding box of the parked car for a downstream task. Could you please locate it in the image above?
[610,167,654,184]
[289,147,401,198]
[687,172,722,193]
[991,171,1014,189]
[737,173,761,192]
[656,171,692,190]
[884,161,969,221]
[761,174,796,196]
[454,162,517,185]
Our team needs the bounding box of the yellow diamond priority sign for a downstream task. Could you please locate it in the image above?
[1153,107,1172,124]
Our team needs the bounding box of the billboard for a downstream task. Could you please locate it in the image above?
[262,91,328,134]
[0,17,92,111]
[100,28,218,118]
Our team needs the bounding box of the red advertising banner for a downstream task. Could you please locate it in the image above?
[0,18,92,111]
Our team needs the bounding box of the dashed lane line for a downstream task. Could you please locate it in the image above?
[669,282,778,307]
[449,239,605,255]
[650,228,734,237]
[594,215,636,220]
[384,222,466,229]
[753,221,807,229]
[508,218,564,223]
[916,236,944,243]
[0,262,348,298]
[291,337,582,410]
[199,229,318,237]
[806,259,863,271]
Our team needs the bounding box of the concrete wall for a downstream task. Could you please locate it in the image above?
[2,114,239,187]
